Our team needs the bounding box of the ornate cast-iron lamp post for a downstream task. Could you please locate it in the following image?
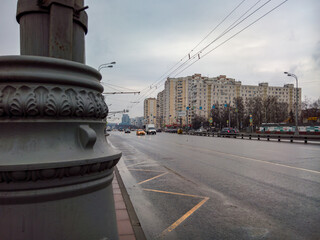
[0,1,121,239]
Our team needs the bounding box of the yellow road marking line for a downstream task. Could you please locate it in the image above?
[128,169,167,173]
[143,188,205,199]
[122,144,210,236]
[161,197,209,236]
[138,172,168,185]
[126,161,148,168]
[174,143,320,174]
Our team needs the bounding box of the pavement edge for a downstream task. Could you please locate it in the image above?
[115,167,147,240]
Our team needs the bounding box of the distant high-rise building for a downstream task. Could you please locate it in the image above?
[120,114,130,126]
[144,98,157,125]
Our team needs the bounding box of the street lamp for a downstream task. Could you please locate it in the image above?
[98,61,116,72]
[284,72,299,135]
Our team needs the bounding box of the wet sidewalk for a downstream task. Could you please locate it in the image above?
[113,168,146,240]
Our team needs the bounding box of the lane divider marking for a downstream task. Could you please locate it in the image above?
[126,161,209,237]
[174,142,320,174]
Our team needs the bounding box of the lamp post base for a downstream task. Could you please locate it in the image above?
[0,55,121,240]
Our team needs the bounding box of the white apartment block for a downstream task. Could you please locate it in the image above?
[144,98,157,125]
[207,75,301,113]
[158,74,301,127]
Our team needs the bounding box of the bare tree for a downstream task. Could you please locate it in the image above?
[274,102,289,123]
[301,97,320,123]
[192,115,206,129]
[234,97,244,129]
[211,102,224,129]
[301,96,312,110]
[263,96,278,123]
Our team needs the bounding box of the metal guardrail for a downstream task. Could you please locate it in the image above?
[183,131,320,143]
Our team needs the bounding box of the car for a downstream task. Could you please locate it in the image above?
[136,129,145,136]
[156,129,162,132]
[195,127,207,133]
[220,127,239,134]
[124,129,131,133]
[165,129,178,133]
[146,124,156,135]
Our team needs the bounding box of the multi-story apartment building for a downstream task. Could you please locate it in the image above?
[156,91,164,128]
[144,98,157,125]
[158,74,301,127]
[163,74,211,126]
[164,78,177,126]
[206,75,301,114]
[161,76,189,126]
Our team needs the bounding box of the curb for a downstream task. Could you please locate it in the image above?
[114,167,147,240]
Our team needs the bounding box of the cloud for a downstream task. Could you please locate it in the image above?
[1,0,319,119]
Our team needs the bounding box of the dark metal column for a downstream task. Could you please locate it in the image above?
[0,1,121,239]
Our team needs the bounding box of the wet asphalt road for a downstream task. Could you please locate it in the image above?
[108,131,320,240]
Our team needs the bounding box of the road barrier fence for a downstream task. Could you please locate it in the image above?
[182,131,320,144]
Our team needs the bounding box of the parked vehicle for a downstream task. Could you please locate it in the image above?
[220,127,239,134]
[146,124,156,135]
[136,129,145,136]
[195,127,207,133]
[156,129,162,132]
[165,128,178,133]
[124,129,131,133]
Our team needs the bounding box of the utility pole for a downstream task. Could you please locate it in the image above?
[228,101,231,128]
[236,104,239,130]
[0,1,120,239]
[186,105,190,131]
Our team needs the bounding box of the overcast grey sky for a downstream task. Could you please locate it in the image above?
[1,0,319,121]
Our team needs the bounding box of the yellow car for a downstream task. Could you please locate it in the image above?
[136,129,146,136]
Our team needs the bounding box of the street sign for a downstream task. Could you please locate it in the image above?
[186,106,189,110]
[209,118,213,123]
[212,105,215,109]
[199,106,202,110]
[224,104,227,107]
